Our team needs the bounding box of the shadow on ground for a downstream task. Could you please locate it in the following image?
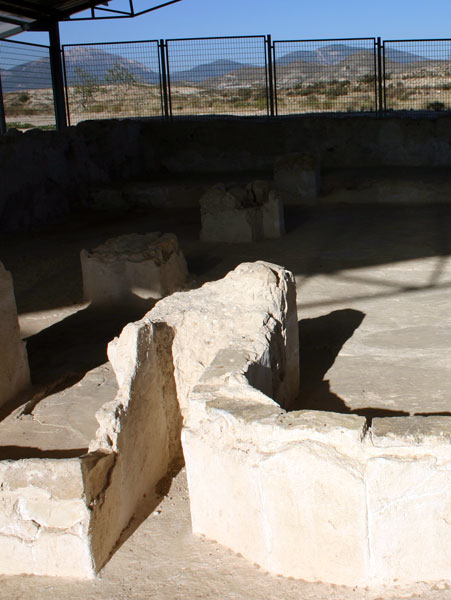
[292,309,409,418]
[16,298,155,414]
[3,203,451,316]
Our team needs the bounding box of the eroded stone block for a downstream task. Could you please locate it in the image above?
[0,261,30,407]
[200,181,284,243]
[0,458,94,577]
[274,152,320,204]
[199,183,258,243]
[148,261,299,415]
[80,232,188,306]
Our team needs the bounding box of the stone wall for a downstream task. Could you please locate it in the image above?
[3,114,451,230]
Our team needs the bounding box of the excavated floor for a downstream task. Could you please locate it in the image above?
[1,195,451,597]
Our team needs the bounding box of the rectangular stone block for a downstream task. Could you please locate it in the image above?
[183,430,271,568]
[200,182,284,242]
[258,443,368,586]
[80,232,188,306]
[366,454,451,586]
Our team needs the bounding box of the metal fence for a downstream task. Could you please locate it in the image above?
[273,38,378,114]
[0,39,56,130]
[383,39,451,112]
[164,36,270,117]
[4,35,451,131]
[62,40,162,124]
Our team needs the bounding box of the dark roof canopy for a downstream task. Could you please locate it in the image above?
[0,1,107,37]
[0,0,181,38]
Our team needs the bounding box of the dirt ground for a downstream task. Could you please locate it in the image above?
[2,202,451,599]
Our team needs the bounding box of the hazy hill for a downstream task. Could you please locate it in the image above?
[63,45,160,85]
[169,58,253,83]
[276,43,370,65]
[0,46,160,92]
[276,43,426,65]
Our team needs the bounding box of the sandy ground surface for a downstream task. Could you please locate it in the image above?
[2,202,451,598]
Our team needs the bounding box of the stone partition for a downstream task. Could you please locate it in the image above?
[0,261,30,407]
[0,318,182,578]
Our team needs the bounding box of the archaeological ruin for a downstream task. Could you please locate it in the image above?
[2,113,451,596]
[5,1,451,596]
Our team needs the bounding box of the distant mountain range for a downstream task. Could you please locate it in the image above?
[276,43,427,65]
[0,43,439,93]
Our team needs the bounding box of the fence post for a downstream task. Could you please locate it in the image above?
[159,39,170,119]
[61,46,72,127]
[377,37,384,116]
[0,73,6,135]
[266,34,275,117]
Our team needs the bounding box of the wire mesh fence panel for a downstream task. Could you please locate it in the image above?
[165,36,268,117]
[383,40,451,113]
[0,39,55,130]
[273,38,378,115]
[62,40,162,124]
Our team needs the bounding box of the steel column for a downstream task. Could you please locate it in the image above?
[159,39,170,119]
[0,73,6,135]
[377,37,384,116]
[266,34,275,116]
[48,20,67,130]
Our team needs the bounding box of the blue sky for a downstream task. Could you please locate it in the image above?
[10,0,451,47]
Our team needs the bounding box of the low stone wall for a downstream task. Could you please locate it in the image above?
[4,114,451,230]
[3,259,451,587]
[141,261,451,588]
[0,261,30,407]
[184,398,451,587]
[0,260,296,578]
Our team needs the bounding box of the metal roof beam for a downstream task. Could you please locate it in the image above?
[0,3,55,20]
[0,14,32,26]
[66,0,181,20]
[1,1,57,17]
